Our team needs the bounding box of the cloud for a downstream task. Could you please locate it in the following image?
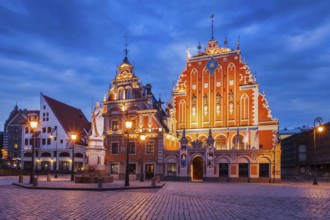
[1,0,330,129]
[287,25,330,50]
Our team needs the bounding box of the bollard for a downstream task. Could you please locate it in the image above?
[47,174,51,182]
[156,175,160,183]
[18,175,23,183]
[151,177,156,187]
[33,176,38,187]
[97,177,103,188]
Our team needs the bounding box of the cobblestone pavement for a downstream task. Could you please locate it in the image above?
[1,177,330,220]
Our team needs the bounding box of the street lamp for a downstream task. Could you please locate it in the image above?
[29,120,38,184]
[50,126,58,178]
[70,133,77,181]
[140,134,146,182]
[313,117,324,185]
[124,120,132,186]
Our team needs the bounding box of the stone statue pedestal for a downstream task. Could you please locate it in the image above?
[85,137,106,170]
[75,136,113,183]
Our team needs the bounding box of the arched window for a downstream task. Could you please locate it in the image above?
[41,152,51,157]
[232,135,244,150]
[24,152,32,157]
[179,100,186,127]
[186,136,192,147]
[215,135,227,150]
[75,153,84,158]
[198,136,207,147]
[240,94,249,120]
[59,152,70,157]
[119,89,124,100]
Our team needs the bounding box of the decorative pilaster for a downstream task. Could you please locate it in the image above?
[206,129,215,177]
[179,129,188,177]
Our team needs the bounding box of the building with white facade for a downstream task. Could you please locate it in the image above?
[21,93,90,172]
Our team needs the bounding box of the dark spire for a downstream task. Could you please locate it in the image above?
[207,128,215,147]
[197,42,202,55]
[123,33,129,63]
[236,35,241,50]
[180,129,189,146]
[210,14,214,40]
[224,34,228,48]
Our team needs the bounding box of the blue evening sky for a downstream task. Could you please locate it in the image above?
[0,0,330,130]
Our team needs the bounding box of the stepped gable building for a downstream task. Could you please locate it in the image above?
[164,33,281,182]
[21,93,90,171]
[103,56,178,180]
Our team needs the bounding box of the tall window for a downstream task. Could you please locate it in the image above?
[111,143,119,154]
[129,116,137,130]
[259,163,269,177]
[128,142,136,154]
[167,163,176,176]
[232,135,244,150]
[240,94,249,120]
[112,120,118,131]
[179,100,186,126]
[146,141,155,154]
[219,163,229,177]
[215,136,227,150]
[239,163,249,177]
[298,145,307,162]
[110,163,118,174]
[128,164,136,174]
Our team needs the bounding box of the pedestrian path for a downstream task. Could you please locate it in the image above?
[10,175,164,191]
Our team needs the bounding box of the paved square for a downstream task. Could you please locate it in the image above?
[1,177,330,219]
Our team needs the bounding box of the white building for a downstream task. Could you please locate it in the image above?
[21,93,91,172]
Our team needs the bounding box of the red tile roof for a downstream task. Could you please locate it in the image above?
[42,94,91,140]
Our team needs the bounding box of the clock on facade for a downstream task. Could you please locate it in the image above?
[206,58,218,74]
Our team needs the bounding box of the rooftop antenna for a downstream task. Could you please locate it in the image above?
[210,14,214,40]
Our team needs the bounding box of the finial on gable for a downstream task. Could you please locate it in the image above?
[224,34,228,48]
[210,14,214,40]
[123,33,129,63]
[236,35,241,50]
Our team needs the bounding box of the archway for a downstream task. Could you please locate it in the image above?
[192,156,203,180]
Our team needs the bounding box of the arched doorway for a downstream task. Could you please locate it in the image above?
[192,156,203,180]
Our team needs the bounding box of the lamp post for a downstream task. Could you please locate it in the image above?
[29,120,38,184]
[313,117,324,185]
[140,134,146,182]
[50,127,58,178]
[124,121,132,186]
[70,133,77,181]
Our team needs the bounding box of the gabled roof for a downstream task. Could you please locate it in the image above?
[42,94,91,138]
[6,108,39,127]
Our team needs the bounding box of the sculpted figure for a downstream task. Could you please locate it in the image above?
[92,102,104,137]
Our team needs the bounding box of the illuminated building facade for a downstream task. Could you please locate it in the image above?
[164,35,281,182]
[103,56,178,180]
[20,94,90,172]
[103,29,281,183]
